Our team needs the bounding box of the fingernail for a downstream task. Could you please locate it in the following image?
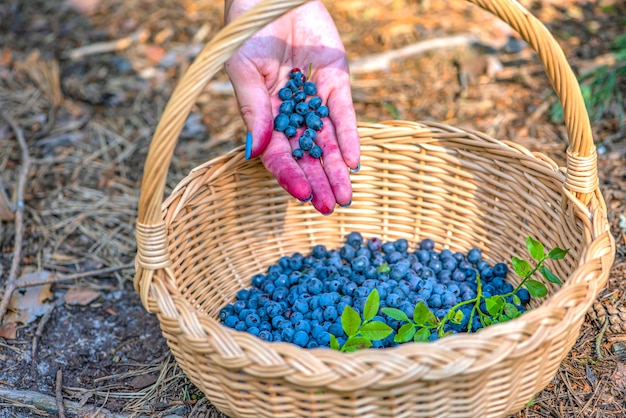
[299,194,313,203]
[245,132,252,160]
[340,200,352,208]
[349,162,360,173]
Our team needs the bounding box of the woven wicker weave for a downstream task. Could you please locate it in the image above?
[133,0,616,417]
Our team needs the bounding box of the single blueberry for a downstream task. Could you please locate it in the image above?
[305,113,323,131]
[245,313,261,328]
[251,274,266,288]
[298,130,315,143]
[351,256,369,273]
[292,148,304,160]
[279,100,295,115]
[312,244,328,259]
[299,135,314,151]
[286,79,299,92]
[278,87,293,100]
[292,299,309,314]
[233,300,247,314]
[303,81,317,96]
[394,239,409,252]
[386,293,402,308]
[224,315,239,328]
[281,327,295,343]
[415,250,430,264]
[516,288,531,304]
[219,306,234,321]
[284,125,297,138]
[258,330,273,341]
[328,322,345,338]
[295,101,310,115]
[273,113,290,132]
[289,71,303,80]
[316,105,329,118]
[293,330,310,347]
[307,278,324,295]
[308,96,322,110]
[429,294,443,309]
[467,248,482,265]
[493,263,509,277]
[293,90,307,103]
[340,245,356,261]
[289,113,304,128]
[309,145,322,159]
[420,239,435,251]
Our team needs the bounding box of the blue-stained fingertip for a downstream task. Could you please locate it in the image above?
[340,200,352,208]
[245,132,252,160]
[299,194,313,204]
[349,162,360,173]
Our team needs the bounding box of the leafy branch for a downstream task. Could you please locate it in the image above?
[331,237,569,350]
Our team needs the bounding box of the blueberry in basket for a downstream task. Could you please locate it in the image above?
[274,67,328,161]
[219,233,567,351]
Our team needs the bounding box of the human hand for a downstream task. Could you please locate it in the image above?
[224,0,360,214]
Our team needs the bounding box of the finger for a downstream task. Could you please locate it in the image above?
[260,132,312,203]
[315,67,360,170]
[225,57,274,159]
[293,144,336,215]
[314,118,353,207]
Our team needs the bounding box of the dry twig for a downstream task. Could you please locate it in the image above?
[65,28,150,60]
[0,111,32,323]
[14,263,135,289]
[31,304,56,376]
[56,369,66,418]
[0,388,125,417]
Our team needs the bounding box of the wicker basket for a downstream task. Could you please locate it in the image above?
[133,0,616,417]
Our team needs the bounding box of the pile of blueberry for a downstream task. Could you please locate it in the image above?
[273,68,329,161]
[219,233,530,349]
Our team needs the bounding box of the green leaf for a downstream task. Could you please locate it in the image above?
[330,334,340,351]
[413,301,435,325]
[413,327,431,342]
[341,306,362,337]
[503,303,519,318]
[343,336,372,352]
[482,316,493,326]
[381,307,409,322]
[376,263,390,274]
[485,296,504,316]
[547,247,569,260]
[453,309,464,324]
[395,323,417,343]
[526,236,545,261]
[511,256,531,278]
[525,279,548,298]
[363,289,380,322]
[360,321,393,341]
[539,265,563,285]
[513,295,521,305]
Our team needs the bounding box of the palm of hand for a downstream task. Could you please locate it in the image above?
[225,1,359,214]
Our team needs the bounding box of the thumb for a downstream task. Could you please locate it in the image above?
[225,59,274,159]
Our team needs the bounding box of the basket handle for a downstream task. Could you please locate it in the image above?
[135,0,598,287]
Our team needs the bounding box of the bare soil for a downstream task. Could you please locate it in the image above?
[0,0,624,417]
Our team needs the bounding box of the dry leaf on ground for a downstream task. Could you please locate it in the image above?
[64,287,101,306]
